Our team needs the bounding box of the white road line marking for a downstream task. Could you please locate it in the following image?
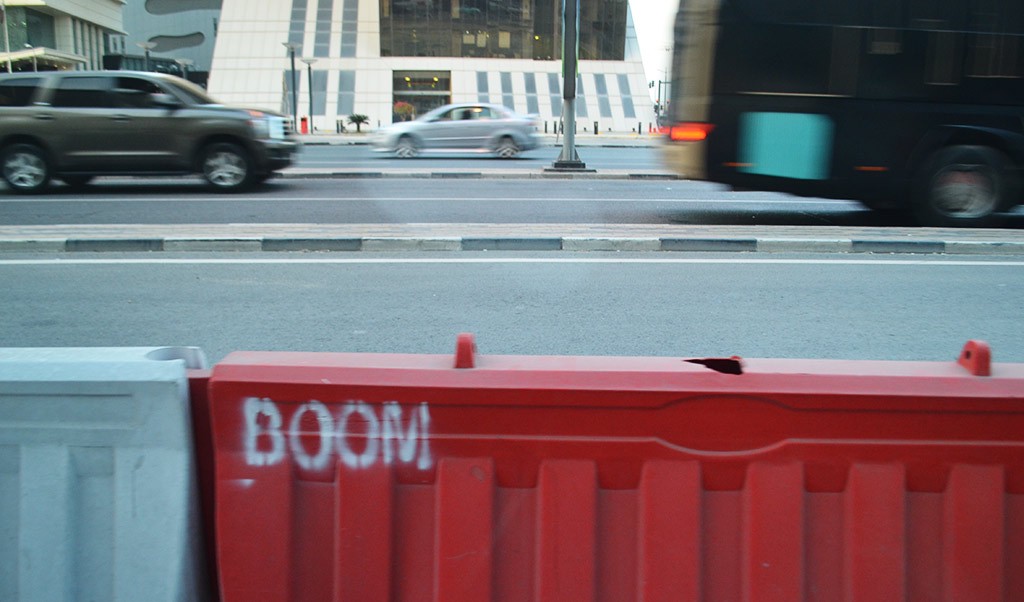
[0,196,849,205]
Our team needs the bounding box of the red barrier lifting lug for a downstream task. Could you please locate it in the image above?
[958,340,991,376]
[454,332,477,369]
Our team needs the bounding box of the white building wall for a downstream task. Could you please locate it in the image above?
[43,0,124,32]
[208,0,293,110]
[54,16,76,59]
[209,0,656,133]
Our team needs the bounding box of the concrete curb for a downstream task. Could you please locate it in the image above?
[5,236,1023,255]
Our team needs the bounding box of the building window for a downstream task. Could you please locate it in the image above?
[392,70,452,121]
[4,7,57,51]
[966,0,1022,78]
[476,71,489,103]
[524,72,539,114]
[288,0,309,55]
[500,72,515,111]
[379,0,626,60]
[314,0,334,57]
[617,74,635,119]
[337,70,355,115]
[547,72,561,117]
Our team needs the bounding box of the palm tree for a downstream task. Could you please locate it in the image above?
[348,114,369,133]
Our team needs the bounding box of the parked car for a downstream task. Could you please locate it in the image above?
[0,71,299,193]
[372,102,539,159]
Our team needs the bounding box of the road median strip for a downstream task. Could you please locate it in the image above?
[2,233,1022,255]
[278,169,680,180]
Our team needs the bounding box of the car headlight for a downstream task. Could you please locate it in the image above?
[247,110,282,139]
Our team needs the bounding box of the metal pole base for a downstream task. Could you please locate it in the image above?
[546,160,594,172]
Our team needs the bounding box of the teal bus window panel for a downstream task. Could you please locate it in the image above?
[738,112,834,180]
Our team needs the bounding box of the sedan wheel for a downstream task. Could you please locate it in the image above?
[495,137,520,159]
[395,137,419,159]
[2,144,51,194]
[202,142,251,191]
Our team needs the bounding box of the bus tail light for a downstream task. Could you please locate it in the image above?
[670,122,714,142]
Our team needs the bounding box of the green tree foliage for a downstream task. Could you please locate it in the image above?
[348,114,369,133]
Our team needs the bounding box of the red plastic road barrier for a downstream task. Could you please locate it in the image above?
[202,338,1024,602]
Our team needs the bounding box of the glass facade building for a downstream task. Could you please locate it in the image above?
[379,0,629,61]
[0,2,120,72]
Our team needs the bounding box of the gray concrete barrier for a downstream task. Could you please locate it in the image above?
[0,347,210,601]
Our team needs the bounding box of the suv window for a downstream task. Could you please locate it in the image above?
[163,79,218,105]
[51,76,115,108]
[112,76,165,109]
[0,77,41,107]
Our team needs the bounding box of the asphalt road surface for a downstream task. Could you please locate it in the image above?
[5,178,1023,228]
[3,252,1022,365]
[3,145,1022,366]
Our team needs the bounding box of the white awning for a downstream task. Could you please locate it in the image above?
[0,47,88,70]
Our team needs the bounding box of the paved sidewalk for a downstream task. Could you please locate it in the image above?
[286,131,674,179]
[296,131,663,148]
[280,167,679,180]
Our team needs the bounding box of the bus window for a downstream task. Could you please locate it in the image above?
[738,0,861,26]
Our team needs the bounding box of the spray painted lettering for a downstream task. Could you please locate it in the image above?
[243,398,432,470]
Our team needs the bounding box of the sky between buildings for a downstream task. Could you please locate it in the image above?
[630,0,680,99]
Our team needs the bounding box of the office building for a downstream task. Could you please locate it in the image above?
[0,0,122,72]
[209,0,655,133]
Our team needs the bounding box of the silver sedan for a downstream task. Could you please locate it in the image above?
[372,103,540,159]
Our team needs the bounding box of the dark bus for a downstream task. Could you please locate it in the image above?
[661,0,1024,226]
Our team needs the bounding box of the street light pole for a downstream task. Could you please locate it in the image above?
[2,0,12,73]
[282,42,299,132]
[174,57,193,81]
[137,41,156,71]
[300,57,317,134]
[550,0,587,171]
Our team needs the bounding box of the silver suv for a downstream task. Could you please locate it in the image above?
[0,71,299,193]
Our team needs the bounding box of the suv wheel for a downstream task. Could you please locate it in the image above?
[201,142,252,191]
[914,145,1012,227]
[2,144,51,194]
[494,136,520,159]
[395,136,419,158]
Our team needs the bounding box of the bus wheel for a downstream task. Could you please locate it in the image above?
[915,146,1012,227]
